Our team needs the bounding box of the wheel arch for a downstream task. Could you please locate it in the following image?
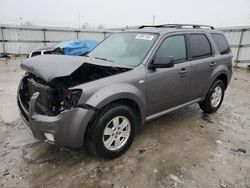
[202,68,229,102]
[83,83,146,142]
[208,64,230,93]
[95,98,142,124]
[85,84,146,121]
[208,72,228,92]
[83,97,143,145]
[215,73,228,89]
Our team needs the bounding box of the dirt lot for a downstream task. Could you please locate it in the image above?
[0,56,250,188]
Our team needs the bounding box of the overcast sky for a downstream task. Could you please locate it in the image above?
[1,0,250,28]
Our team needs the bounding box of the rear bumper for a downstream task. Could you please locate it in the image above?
[18,92,94,149]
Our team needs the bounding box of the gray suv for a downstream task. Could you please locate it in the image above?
[17,24,232,158]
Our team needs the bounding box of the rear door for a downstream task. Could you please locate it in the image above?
[146,34,192,116]
[188,33,215,99]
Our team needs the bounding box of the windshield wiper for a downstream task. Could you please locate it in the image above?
[94,57,113,62]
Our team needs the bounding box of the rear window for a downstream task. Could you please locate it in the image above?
[189,34,212,59]
[211,33,231,55]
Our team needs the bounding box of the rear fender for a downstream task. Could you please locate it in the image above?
[203,64,229,100]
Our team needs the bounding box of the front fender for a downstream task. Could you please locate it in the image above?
[85,83,146,122]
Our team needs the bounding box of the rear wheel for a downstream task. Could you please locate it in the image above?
[199,80,225,114]
[86,103,137,158]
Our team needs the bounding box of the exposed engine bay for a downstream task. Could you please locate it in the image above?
[18,62,131,119]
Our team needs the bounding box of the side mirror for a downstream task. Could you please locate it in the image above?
[149,56,174,69]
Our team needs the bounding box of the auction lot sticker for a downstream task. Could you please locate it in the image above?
[135,34,155,40]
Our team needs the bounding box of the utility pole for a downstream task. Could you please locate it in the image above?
[153,15,156,25]
[78,12,81,28]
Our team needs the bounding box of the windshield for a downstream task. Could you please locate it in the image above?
[88,32,158,67]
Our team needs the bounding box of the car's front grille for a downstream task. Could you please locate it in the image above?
[19,76,59,116]
[28,78,58,115]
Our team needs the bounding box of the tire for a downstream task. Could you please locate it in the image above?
[86,103,138,158]
[199,80,225,114]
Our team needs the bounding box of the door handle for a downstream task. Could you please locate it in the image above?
[179,68,187,74]
[210,62,216,67]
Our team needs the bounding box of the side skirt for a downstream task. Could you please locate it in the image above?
[145,98,202,122]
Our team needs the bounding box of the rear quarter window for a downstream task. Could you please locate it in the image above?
[189,34,212,59]
[211,33,231,55]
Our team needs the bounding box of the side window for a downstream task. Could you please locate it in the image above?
[155,35,187,62]
[211,33,231,55]
[189,34,212,59]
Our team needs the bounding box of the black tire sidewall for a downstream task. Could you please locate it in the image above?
[91,105,136,158]
[205,80,225,113]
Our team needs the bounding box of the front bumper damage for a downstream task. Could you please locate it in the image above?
[17,91,94,149]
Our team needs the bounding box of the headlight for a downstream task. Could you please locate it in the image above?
[63,89,82,109]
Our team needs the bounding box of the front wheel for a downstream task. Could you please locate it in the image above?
[199,80,225,114]
[86,104,137,158]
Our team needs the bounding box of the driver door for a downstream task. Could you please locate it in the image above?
[146,34,192,116]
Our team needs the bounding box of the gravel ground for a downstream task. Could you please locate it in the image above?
[0,56,250,188]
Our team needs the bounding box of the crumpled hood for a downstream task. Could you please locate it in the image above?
[21,55,132,82]
[21,55,84,82]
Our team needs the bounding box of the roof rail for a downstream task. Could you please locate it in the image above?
[138,24,214,30]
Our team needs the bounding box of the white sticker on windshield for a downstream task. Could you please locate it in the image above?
[135,34,155,40]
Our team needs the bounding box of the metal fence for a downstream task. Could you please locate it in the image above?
[0,25,114,55]
[1,24,250,65]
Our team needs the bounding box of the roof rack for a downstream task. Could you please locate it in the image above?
[138,24,214,30]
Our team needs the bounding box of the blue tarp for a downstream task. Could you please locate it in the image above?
[58,40,99,56]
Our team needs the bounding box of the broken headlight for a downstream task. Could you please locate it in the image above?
[61,89,82,110]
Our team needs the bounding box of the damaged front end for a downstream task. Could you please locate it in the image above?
[18,73,83,120]
[17,72,89,148]
[19,62,130,118]
[17,55,131,148]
